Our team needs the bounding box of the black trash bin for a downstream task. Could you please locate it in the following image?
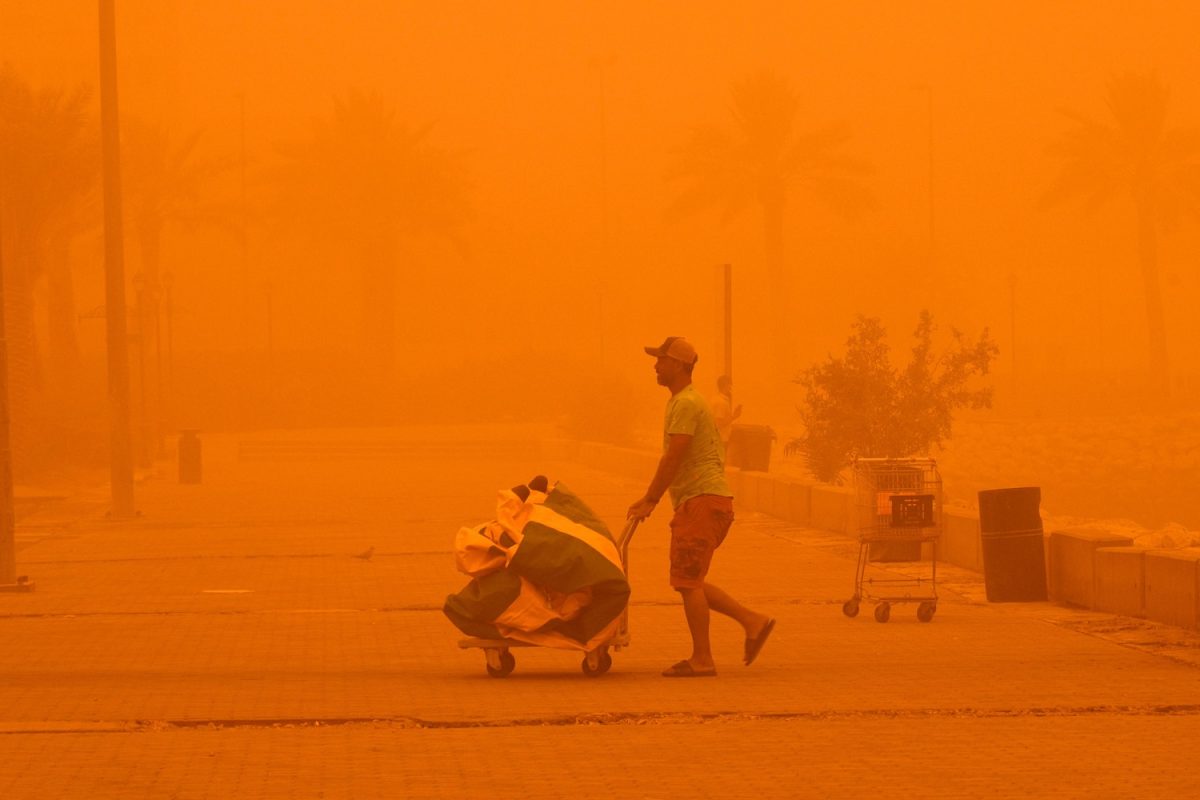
[179,429,202,484]
[726,424,774,471]
[978,487,1047,602]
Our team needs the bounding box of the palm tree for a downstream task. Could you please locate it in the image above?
[272,90,469,371]
[1044,72,1200,396]
[121,119,231,459]
[122,121,227,292]
[666,70,873,372]
[0,66,96,461]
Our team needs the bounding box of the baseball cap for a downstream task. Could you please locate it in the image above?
[643,336,698,365]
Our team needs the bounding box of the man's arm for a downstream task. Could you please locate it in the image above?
[627,433,691,521]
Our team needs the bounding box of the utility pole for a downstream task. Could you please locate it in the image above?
[1009,272,1018,403]
[0,154,32,591]
[589,54,616,370]
[722,263,733,387]
[99,0,136,517]
[925,86,935,264]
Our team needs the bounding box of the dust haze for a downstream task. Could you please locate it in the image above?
[3,1,1199,527]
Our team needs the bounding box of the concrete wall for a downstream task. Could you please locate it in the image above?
[941,509,984,573]
[1093,547,1147,618]
[1046,529,1136,608]
[1144,550,1200,630]
[810,484,852,534]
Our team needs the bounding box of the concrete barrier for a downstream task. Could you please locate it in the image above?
[777,477,811,527]
[811,484,853,534]
[760,474,786,519]
[1093,547,1148,618]
[739,471,770,514]
[940,509,983,572]
[1047,529,1135,608]
[1144,549,1200,630]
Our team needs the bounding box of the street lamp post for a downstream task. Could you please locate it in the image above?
[0,154,32,591]
[132,272,151,469]
[589,55,616,370]
[99,0,136,516]
[912,83,935,265]
[162,271,174,413]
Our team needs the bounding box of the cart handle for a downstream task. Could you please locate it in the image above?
[615,518,638,570]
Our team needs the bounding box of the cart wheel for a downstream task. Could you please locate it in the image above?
[485,650,516,678]
[917,602,936,623]
[582,648,613,677]
[842,598,860,618]
[874,603,891,623]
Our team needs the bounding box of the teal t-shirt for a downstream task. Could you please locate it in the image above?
[663,384,733,509]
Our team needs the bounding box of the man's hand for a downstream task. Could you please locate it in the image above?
[627,497,657,522]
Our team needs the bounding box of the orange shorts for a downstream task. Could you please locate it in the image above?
[669,494,734,589]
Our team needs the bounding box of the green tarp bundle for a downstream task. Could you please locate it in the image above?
[444,478,630,651]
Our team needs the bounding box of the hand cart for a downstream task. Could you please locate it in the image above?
[457,517,639,677]
[842,458,942,623]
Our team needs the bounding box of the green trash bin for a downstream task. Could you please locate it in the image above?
[726,424,774,471]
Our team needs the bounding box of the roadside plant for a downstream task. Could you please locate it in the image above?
[788,312,998,482]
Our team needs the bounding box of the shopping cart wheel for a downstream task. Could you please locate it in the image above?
[581,648,613,677]
[874,602,891,623]
[485,649,516,678]
[842,598,860,618]
[917,602,936,623]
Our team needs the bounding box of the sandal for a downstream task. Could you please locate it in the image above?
[744,618,776,666]
[662,659,717,678]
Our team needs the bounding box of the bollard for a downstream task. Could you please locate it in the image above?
[179,429,202,484]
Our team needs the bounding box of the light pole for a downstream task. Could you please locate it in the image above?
[0,152,29,591]
[161,270,175,429]
[99,0,136,516]
[589,54,616,369]
[912,83,935,265]
[1009,272,1018,403]
[132,272,151,468]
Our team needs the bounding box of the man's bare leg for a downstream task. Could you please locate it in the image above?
[679,586,714,670]
[704,582,771,640]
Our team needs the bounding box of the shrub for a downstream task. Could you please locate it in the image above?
[788,311,998,482]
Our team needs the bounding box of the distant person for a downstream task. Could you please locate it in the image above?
[627,336,774,677]
[712,374,742,447]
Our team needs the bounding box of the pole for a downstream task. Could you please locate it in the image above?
[1009,272,1017,402]
[592,57,613,370]
[238,92,249,331]
[99,0,135,516]
[722,263,733,387]
[0,134,30,590]
[0,153,16,585]
[924,85,935,265]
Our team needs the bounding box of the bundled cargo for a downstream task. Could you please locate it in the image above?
[444,476,632,654]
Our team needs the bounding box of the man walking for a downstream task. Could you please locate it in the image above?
[628,336,774,677]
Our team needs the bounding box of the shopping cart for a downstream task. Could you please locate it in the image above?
[842,457,942,623]
[457,517,639,677]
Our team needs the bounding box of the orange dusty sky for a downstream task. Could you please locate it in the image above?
[3,1,1199,428]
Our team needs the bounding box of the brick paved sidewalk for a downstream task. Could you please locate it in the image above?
[2,429,1199,799]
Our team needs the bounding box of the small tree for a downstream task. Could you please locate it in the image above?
[789,312,998,482]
